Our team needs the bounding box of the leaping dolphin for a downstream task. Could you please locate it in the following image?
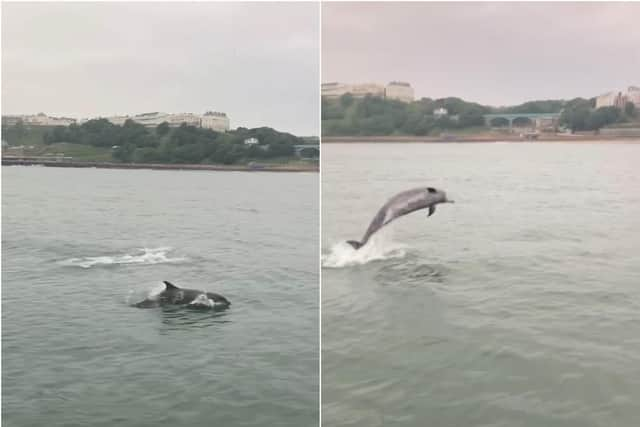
[346,187,454,250]
[134,281,231,308]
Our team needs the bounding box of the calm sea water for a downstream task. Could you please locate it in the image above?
[2,166,318,427]
[322,142,640,427]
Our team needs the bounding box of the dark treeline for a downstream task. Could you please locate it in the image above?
[559,98,636,132]
[322,94,637,136]
[322,95,490,136]
[42,119,304,164]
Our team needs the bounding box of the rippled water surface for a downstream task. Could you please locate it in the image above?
[322,142,640,427]
[2,166,318,427]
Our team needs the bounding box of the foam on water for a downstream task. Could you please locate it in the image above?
[322,235,407,268]
[60,247,187,269]
[145,281,168,298]
[125,284,162,306]
[188,293,217,308]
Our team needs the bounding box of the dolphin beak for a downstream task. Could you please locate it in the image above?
[447,199,455,203]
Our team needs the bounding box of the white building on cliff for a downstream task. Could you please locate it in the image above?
[385,82,415,102]
[595,86,640,109]
[105,111,230,132]
[200,111,230,132]
[1,113,77,126]
[627,86,640,107]
[321,81,415,103]
[321,82,386,99]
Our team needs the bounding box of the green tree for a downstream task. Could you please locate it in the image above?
[499,100,565,114]
[43,131,53,145]
[112,144,135,162]
[559,98,593,131]
[586,106,621,130]
[14,119,26,140]
[52,126,67,142]
[625,102,636,118]
[133,147,160,163]
[340,93,354,108]
[156,121,170,136]
[458,111,485,128]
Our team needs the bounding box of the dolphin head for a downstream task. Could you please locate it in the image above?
[206,292,231,307]
[427,187,454,204]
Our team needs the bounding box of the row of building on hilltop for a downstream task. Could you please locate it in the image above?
[105,111,229,132]
[321,81,415,103]
[595,86,640,109]
[2,111,230,132]
[2,113,76,127]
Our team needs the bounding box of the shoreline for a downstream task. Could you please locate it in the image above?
[322,135,640,143]
[1,158,319,173]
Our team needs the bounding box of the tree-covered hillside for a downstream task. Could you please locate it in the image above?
[2,118,310,165]
[321,94,637,136]
[322,95,490,136]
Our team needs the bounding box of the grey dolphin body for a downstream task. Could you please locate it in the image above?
[347,187,454,250]
[134,281,231,308]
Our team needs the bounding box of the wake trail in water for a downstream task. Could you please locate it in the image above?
[322,236,408,268]
[59,247,187,269]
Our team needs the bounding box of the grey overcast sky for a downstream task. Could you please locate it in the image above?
[323,2,640,106]
[2,2,319,136]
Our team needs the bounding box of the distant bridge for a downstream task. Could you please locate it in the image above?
[483,113,561,129]
[294,144,319,159]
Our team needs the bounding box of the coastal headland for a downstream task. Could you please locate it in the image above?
[1,118,319,171]
[321,88,640,142]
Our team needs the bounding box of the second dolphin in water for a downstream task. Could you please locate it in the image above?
[347,187,454,250]
[134,281,231,308]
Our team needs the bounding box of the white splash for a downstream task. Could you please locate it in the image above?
[188,294,216,308]
[60,247,187,269]
[322,235,407,268]
[146,282,168,298]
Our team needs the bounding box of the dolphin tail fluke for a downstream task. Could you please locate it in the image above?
[346,240,363,250]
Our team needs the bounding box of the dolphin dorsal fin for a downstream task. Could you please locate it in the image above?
[163,281,179,290]
[427,187,437,193]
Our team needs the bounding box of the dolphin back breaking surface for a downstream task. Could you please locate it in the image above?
[347,187,453,250]
[134,281,231,309]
